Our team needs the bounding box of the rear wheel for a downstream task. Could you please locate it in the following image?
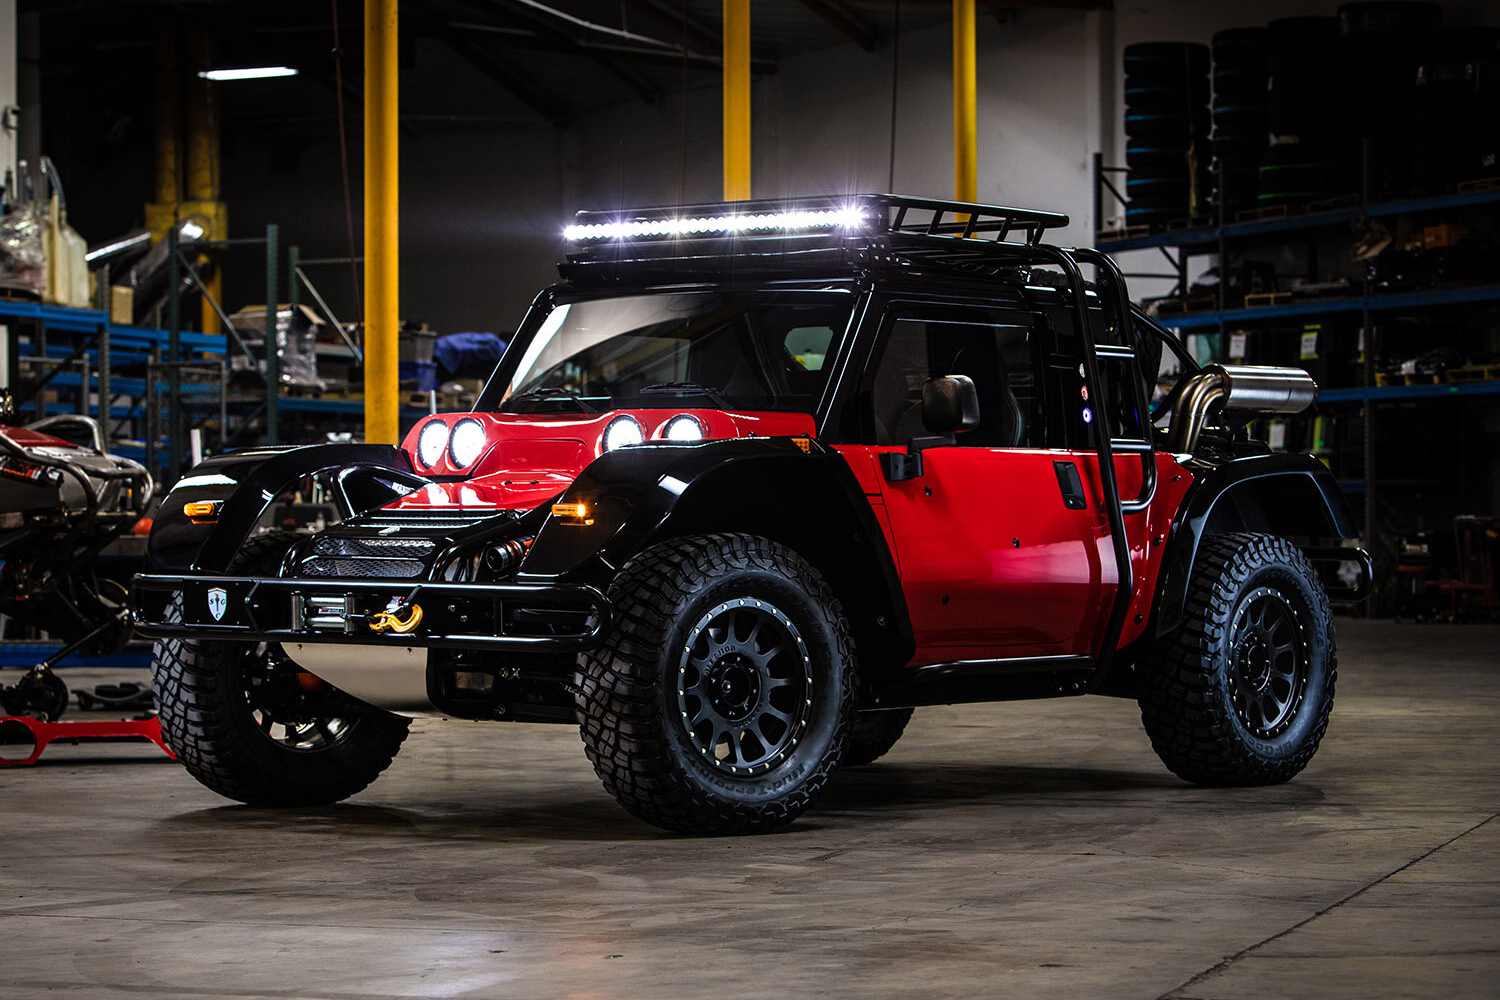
[1137,532,1335,785]
[151,531,410,806]
[843,708,914,767]
[574,533,856,834]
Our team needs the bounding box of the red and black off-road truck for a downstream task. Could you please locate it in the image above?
[130,195,1370,834]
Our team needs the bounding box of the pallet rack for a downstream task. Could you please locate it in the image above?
[1095,162,1500,613]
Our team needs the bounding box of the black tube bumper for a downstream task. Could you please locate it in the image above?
[129,573,609,650]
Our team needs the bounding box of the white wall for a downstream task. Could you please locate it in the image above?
[0,0,15,193]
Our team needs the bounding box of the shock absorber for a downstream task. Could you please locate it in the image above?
[484,536,534,577]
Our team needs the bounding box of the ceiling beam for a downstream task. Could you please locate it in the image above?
[799,1,882,53]
[439,21,777,75]
[452,0,661,106]
[427,22,572,129]
[621,0,721,55]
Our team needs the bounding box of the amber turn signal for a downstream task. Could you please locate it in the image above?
[183,500,223,523]
[551,501,593,525]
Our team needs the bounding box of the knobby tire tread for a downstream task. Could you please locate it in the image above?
[574,533,856,834]
[1137,532,1336,786]
[153,531,410,806]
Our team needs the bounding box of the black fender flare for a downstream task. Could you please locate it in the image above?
[1152,452,1361,637]
[146,444,426,573]
[520,438,916,672]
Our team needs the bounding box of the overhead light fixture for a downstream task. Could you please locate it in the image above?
[198,66,299,82]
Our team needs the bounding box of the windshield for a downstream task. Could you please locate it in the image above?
[481,290,854,415]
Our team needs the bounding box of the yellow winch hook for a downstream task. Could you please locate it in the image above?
[369,604,423,634]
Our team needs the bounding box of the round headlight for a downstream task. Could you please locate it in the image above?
[601,415,645,453]
[448,418,488,468]
[416,420,448,468]
[662,414,705,442]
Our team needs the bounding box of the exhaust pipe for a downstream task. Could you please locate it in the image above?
[1168,364,1317,453]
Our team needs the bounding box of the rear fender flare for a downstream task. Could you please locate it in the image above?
[146,444,425,573]
[521,438,916,671]
[1152,453,1359,637]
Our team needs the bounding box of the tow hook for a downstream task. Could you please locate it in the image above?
[369,603,424,634]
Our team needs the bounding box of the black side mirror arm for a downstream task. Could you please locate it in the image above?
[879,433,955,482]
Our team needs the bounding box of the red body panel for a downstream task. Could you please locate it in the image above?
[835,444,1191,665]
[1,427,79,450]
[391,409,814,511]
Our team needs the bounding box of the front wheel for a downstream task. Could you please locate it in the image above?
[151,531,410,806]
[574,533,857,834]
[1137,532,1336,786]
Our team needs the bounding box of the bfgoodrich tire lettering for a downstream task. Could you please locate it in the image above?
[1137,532,1336,785]
[152,531,410,806]
[574,533,856,834]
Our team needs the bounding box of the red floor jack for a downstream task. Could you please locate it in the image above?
[0,613,175,768]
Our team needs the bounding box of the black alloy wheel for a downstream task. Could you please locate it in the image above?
[1226,587,1308,739]
[677,599,812,776]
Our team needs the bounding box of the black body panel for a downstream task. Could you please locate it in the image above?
[147,444,425,574]
[1152,452,1366,638]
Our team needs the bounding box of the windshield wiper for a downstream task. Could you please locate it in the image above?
[638,382,730,407]
[507,387,599,413]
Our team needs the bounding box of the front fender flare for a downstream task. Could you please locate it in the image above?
[520,438,916,669]
[146,444,425,573]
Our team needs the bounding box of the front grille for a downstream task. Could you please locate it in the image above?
[301,535,436,579]
[359,509,511,532]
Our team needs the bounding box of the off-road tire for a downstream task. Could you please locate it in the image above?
[574,533,857,834]
[843,708,915,767]
[152,530,410,806]
[1137,532,1336,785]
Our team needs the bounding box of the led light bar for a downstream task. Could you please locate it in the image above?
[198,66,299,82]
[565,206,866,242]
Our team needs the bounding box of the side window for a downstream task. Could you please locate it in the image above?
[864,306,1041,448]
[1039,305,1149,449]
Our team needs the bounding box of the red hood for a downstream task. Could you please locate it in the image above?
[390,408,814,512]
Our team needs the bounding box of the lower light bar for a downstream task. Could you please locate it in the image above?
[565,207,866,242]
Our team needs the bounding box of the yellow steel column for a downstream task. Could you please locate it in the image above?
[185,30,224,335]
[953,0,977,203]
[364,0,399,444]
[722,0,751,201]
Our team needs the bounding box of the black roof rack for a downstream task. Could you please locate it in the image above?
[565,193,1068,248]
[560,193,1074,285]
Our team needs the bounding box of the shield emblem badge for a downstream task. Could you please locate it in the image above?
[207,587,228,622]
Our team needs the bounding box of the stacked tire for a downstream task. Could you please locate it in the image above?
[1412,26,1500,192]
[1124,41,1211,228]
[1259,17,1340,208]
[1211,28,1269,222]
[1336,2,1443,200]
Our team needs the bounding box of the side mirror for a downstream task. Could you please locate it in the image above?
[880,375,982,483]
[922,375,981,434]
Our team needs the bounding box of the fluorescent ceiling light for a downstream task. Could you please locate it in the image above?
[198,66,299,82]
[565,207,866,242]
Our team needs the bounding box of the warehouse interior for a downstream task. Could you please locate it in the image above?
[1,1,1498,997]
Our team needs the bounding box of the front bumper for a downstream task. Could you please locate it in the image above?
[129,573,610,650]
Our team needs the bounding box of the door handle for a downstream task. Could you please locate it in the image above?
[1054,460,1087,510]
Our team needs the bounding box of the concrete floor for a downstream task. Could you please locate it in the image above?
[1,619,1496,999]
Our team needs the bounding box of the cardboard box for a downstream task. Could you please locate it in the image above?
[109,285,134,325]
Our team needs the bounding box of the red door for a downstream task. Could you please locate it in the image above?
[840,299,1154,665]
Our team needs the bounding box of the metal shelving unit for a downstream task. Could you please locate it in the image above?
[1097,168,1500,613]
